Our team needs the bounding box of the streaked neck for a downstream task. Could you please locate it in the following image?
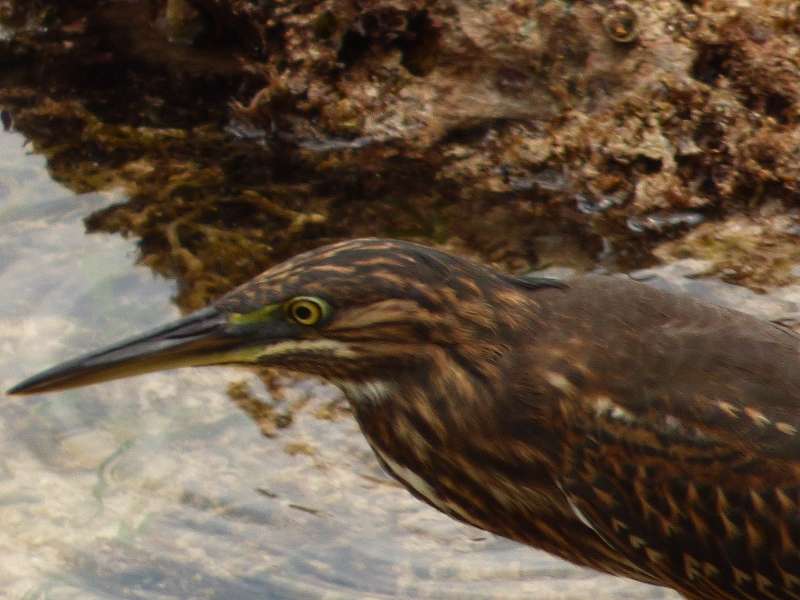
[335,379,395,406]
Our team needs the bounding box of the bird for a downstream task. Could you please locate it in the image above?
[8,237,800,600]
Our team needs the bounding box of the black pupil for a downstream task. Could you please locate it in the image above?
[294,304,314,322]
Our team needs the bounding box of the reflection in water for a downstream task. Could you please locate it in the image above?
[0,129,676,599]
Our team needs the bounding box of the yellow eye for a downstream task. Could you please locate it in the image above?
[286,297,328,326]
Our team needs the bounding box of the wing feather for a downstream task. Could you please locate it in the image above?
[532,276,800,599]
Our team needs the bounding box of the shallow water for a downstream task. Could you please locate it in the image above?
[0,126,693,599]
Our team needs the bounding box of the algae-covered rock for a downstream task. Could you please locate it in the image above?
[3,0,800,298]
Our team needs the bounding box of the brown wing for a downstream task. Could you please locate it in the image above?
[559,421,800,600]
[533,276,800,599]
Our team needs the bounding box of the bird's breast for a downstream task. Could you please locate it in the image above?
[368,442,478,524]
[352,397,663,581]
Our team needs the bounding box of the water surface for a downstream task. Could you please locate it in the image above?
[0,127,686,599]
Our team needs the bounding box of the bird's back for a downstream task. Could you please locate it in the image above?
[522,275,800,599]
[529,275,800,459]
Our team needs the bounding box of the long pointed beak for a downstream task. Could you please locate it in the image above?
[7,307,250,395]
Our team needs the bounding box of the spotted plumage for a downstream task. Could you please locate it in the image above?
[10,238,800,599]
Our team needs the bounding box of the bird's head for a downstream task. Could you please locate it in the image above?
[8,239,561,400]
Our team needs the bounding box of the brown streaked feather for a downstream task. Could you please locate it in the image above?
[534,276,800,458]
[519,276,800,599]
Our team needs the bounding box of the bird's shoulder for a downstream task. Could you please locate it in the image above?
[523,274,800,459]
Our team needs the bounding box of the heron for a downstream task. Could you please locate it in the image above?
[10,238,800,599]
